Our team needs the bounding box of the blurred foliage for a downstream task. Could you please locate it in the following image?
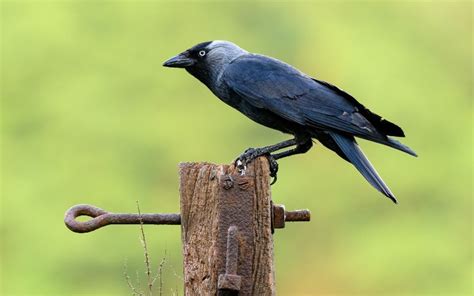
[1,1,472,295]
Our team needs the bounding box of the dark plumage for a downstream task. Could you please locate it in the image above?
[163,40,417,203]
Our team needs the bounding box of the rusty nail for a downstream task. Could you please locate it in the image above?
[218,225,241,292]
[64,204,181,233]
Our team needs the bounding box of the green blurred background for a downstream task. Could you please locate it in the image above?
[1,1,472,295]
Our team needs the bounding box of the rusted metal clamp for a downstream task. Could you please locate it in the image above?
[218,225,241,294]
[64,204,181,233]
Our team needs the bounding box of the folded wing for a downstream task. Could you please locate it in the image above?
[223,54,416,156]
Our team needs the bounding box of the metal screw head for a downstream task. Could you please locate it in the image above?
[222,175,234,190]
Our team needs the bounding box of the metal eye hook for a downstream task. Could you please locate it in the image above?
[64,204,181,233]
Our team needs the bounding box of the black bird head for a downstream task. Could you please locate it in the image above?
[163,40,247,87]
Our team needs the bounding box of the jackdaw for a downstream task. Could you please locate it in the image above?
[163,40,417,203]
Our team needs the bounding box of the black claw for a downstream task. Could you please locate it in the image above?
[265,154,279,185]
[270,176,277,185]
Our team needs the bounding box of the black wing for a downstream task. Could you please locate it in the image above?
[223,54,403,142]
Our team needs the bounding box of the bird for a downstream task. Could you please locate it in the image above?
[163,40,417,203]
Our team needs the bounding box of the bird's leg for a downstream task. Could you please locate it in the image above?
[237,138,298,163]
[266,139,313,184]
[236,138,297,167]
[272,139,313,160]
[235,138,298,180]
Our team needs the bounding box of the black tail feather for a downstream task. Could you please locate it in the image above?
[385,137,418,157]
[329,132,397,203]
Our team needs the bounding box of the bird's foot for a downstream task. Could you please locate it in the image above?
[266,154,279,185]
[235,148,279,184]
[235,148,261,175]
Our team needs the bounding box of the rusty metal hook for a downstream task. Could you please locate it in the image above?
[64,204,181,233]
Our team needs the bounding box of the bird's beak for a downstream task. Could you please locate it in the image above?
[162,53,195,68]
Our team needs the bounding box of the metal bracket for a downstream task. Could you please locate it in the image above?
[218,225,242,295]
[215,173,254,294]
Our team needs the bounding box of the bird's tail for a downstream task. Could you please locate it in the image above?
[329,132,397,203]
[383,137,418,157]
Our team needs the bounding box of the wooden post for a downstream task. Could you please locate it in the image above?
[179,157,275,295]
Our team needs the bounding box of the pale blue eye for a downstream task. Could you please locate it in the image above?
[199,50,206,57]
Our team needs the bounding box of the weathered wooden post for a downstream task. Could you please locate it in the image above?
[179,158,274,295]
[64,157,310,295]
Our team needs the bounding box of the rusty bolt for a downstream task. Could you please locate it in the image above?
[286,209,311,222]
[272,204,311,230]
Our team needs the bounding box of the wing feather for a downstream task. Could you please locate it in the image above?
[223,55,390,141]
